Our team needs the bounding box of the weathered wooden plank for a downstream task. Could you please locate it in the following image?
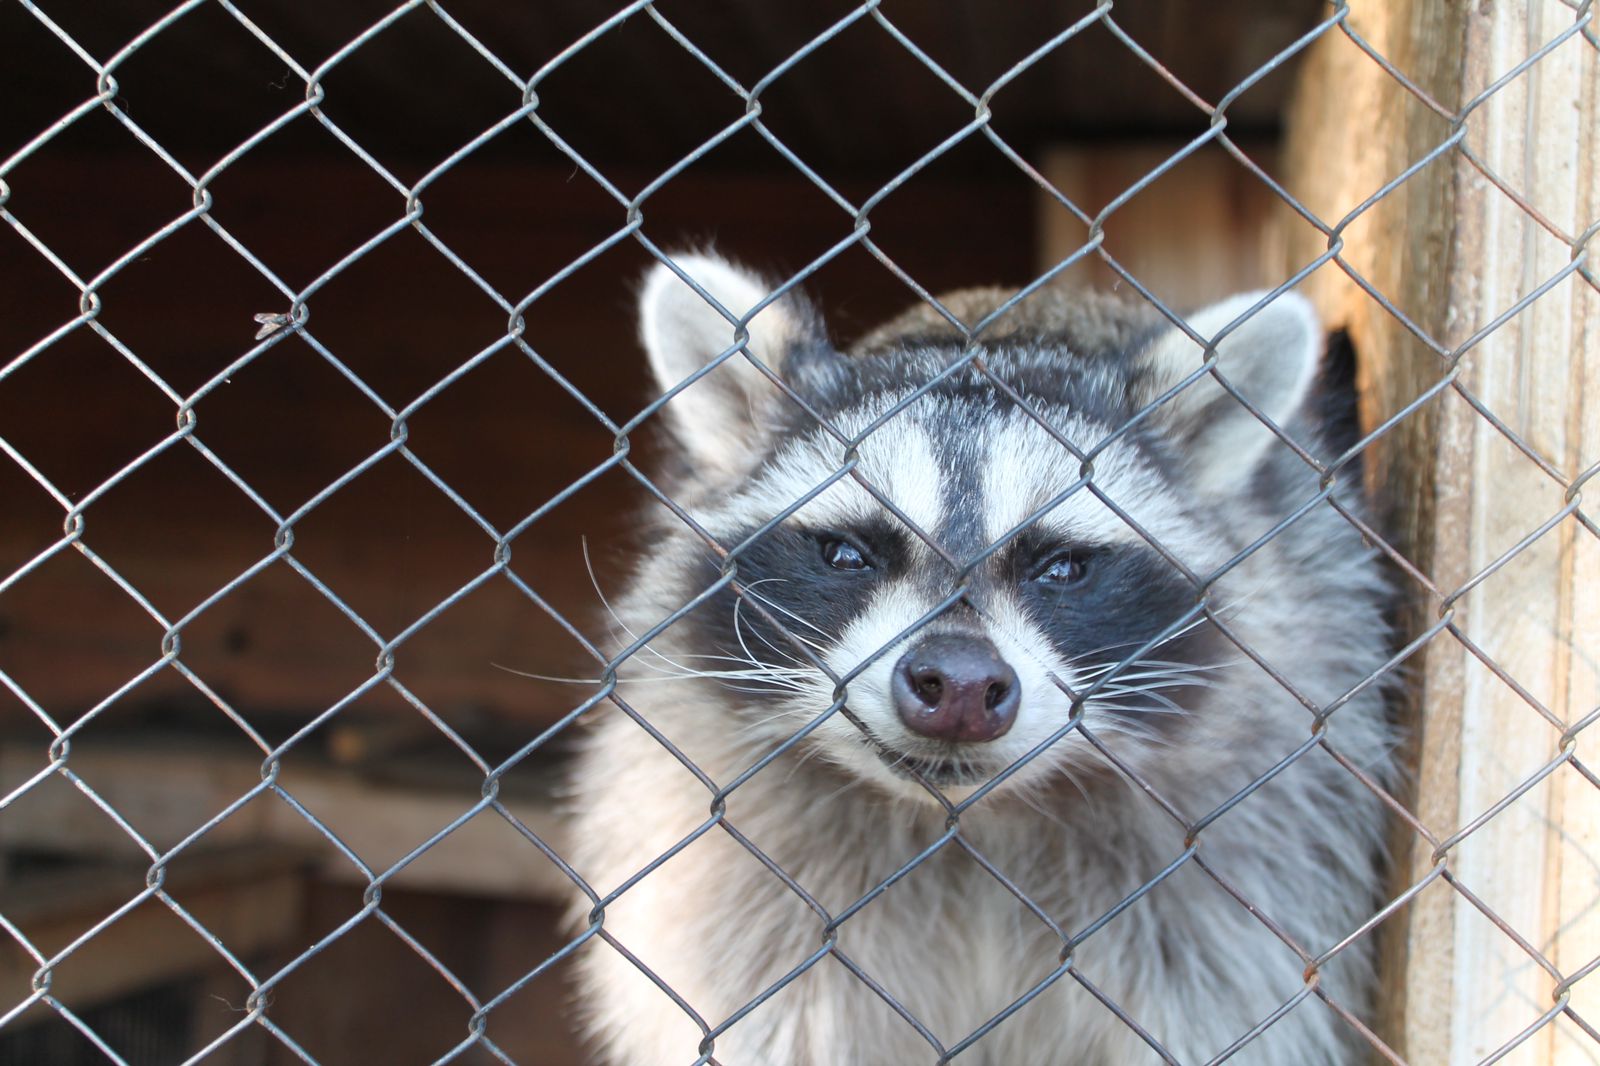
[0,845,311,1012]
[1281,3,1599,1061]
[0,740,574,903]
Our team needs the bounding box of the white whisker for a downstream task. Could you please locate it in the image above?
[738,578,832,642]
[578,536,710,678]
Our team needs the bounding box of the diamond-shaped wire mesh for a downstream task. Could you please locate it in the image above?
[0,1,1595,1063]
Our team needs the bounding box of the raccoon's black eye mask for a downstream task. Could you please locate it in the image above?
[801,522,1105,593]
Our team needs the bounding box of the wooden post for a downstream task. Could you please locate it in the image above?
[1280,2,1599,1062]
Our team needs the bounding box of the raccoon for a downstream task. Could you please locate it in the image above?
[566,254,1396,1065]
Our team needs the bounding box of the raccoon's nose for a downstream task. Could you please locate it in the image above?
[892,635,1020,743]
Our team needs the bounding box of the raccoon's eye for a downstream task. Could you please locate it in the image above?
[821,537,872,572]
[1035,551,1088,585]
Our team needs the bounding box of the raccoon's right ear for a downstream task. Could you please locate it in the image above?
[638,254,834,475]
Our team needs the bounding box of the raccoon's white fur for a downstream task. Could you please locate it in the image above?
[566,254,1397,1065]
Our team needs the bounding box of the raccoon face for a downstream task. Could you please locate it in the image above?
[632,255,1324,802]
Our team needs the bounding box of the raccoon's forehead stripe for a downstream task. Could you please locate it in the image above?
[713,412,946,537]
[979,410,1162,547]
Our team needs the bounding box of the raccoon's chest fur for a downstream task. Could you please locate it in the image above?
[571,718,1364,1066]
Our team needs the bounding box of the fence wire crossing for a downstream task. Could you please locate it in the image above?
[0,1,1597,1064]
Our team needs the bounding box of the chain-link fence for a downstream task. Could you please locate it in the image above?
[1,1,1596,1063]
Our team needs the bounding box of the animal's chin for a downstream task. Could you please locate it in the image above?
[876,748,997,789]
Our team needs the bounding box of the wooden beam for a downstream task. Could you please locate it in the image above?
[1281,3,1599,1061]
[0,845,310,1013]
[0,739,575,903]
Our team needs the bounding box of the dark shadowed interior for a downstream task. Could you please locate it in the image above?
[0,2,1327,1061]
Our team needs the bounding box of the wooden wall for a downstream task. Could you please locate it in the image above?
[0,156,1035,752]
[1281,3,1599,1062]
[0,152,1036,1064]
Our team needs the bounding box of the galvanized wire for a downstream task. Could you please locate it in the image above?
[0,1,1595,1063]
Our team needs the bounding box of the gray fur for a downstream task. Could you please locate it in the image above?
[567,255,1396,1065]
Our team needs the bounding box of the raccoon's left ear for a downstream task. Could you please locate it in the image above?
[1134,291,1322,493]
[638,253,837,476]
